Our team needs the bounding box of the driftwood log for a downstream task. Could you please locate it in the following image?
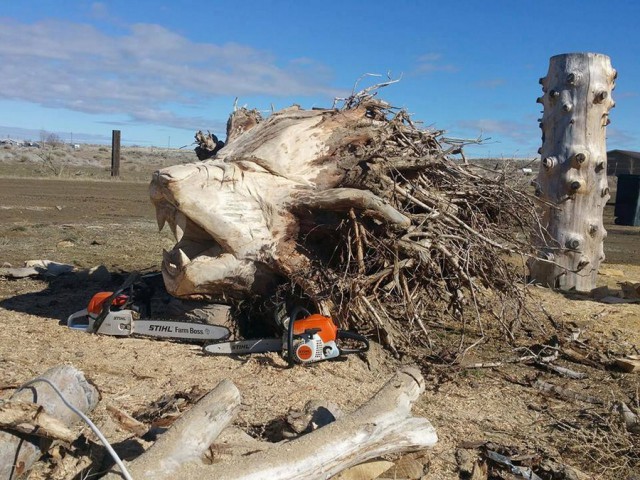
[529,53,616,291]
[0,365,100,480]
[151,89,543,355]
[105,367,437,480]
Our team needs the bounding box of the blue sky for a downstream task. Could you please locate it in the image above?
[0,1,638,157]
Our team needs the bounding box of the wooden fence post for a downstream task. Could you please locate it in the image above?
[111,130,121,177]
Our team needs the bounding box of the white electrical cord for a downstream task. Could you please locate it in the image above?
[15,377,134,480]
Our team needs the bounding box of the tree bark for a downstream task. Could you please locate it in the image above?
[110,367,437,480]
[529,52,616,291]
[0,365,100,480]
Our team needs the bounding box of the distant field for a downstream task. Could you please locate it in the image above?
[0,143,196,182]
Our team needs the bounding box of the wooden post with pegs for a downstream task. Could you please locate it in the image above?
[529,53,616,291]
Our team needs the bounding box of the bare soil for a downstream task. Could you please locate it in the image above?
[0,150,638,479]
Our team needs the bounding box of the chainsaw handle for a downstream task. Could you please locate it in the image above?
[67,309,90,330]
[336,330,369,355]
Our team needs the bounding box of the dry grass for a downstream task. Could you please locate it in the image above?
[0,144,195,182]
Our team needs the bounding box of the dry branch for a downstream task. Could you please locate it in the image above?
[106,405,148,437]
[0,400,76,443]
[104,379,241,480]
[613,356,640,373]
[534,362,587,379]
[533,379,604,405]
[105,367,436,480]
[617,402,640,434]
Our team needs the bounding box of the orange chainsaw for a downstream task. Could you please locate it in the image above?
[67,273,230,342]
[203,307,369,365]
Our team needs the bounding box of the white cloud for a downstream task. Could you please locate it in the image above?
[0,19,341,130]
[457,118,536,143]
[455,118,541,157]
[0,124,111,144]
[415,53,457,74]
[476,78,505,89]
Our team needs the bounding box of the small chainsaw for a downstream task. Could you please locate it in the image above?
[204,307,369,365]
[67,273,230,342]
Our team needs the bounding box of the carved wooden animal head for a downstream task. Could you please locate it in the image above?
[150,105,409,301]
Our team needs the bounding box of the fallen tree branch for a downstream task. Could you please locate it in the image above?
[616,402,640,434]
[106,367,436,480]
[179,366,436,480]
[0,400,76,443]
[534,362,587,379]
[104,379,241,480]
[560,347,604,370]
[533,379,604,405]
[106,405,148,437]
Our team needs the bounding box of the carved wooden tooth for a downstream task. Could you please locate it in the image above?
[162,249,178,276]
[176,248,191,268]
[174,211,187,242]
[156,207,167,231]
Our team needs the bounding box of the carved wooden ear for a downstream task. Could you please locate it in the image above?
[290,188,410,227]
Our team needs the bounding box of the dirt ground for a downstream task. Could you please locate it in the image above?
[0,150,639,479]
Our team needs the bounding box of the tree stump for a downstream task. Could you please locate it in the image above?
[529,52,616,291]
